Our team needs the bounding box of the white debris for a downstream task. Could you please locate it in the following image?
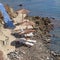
[25,32,34,37]
[24,42,34,46]
[27,40,36,43]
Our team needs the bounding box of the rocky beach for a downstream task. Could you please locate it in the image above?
[0,3,60,60]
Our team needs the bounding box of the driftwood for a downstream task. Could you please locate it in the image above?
[4,4,17,19]
[0,11,4,24]
[19,29,35,35]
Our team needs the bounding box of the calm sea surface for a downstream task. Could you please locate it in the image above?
[0,0,60,19]
[0,0,60,54]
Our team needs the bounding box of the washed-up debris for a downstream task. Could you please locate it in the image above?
[0,3,56,60]
[11,38,36,47]
[4,4,17,19]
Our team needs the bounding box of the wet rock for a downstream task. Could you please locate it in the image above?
[18,4,23,7]
[29,16,54,35]
[50,51,60,60]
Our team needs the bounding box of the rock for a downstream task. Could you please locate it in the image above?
[18,4,23,6]
[0,51,4,60]
[7,50,24,60]
[0,14,54,60]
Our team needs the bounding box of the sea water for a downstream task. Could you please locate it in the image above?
[0,0,60,54]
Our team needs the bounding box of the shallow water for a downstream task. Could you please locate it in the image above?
[0,0,60,54]
[50,27,60,54]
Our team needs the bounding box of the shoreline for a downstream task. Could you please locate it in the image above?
[27,16,60,60]
[0,4,59,60]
